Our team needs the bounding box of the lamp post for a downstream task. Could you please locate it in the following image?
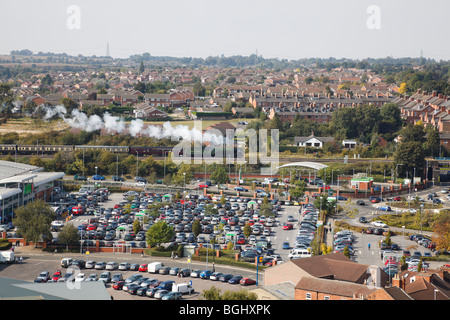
[402,226,405,250]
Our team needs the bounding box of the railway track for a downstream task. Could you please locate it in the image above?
[4,153,393,164]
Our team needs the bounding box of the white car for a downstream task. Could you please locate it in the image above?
[135,181,146,187]
[75,273,86,282]
[105,262,118,270]
[85,274,98,282]
[371,221,388,228]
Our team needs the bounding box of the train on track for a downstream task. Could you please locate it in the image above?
[0,144,175,157]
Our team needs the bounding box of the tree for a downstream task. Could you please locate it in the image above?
[192,219,201,238]
[0,84,14,114]
[423,127,440,157]
[432,210,450,252]
[259,196,274,217]
[133,219,142,234]
[243,222,252,239]
[13,200,56,247]
[201,286,257,300]
[146,220,175,247]
[139,60,145,73]
[172,164,193,187]
[399,82,407,94]
[58,223,79,250]
[210,166,229,184]
[394,140,425,178]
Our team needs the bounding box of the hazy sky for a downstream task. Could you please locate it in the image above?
[1,0,449,60]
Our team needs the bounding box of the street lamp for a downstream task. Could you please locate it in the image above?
[396,164,403,184]
[402,226,405,251]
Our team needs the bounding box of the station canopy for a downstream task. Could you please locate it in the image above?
[277,162,329,171]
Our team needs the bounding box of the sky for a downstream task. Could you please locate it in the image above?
[1,0,449,61]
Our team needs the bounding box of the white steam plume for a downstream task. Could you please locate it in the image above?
[42,105,226,143]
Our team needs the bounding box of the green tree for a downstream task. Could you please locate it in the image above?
[243,222,252,239]
[58,223,80,250]
[210,166,229,184]
[172,164,193,187]
[0,84,14,114]
[133,219,142,234]
[192,219,202,238]
[13,200,56,247]
[145,220,175,247]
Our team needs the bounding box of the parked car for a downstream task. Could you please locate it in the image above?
[162,291,182,300]
[240,277,256,286]
[106,262,118,270]
[154,289,170,299]
[200,270,213,279]
[35,271,50,282]
[228,275,243,284]
[219,274,234,282]
[112,281,125,290]
[94,261,106,270]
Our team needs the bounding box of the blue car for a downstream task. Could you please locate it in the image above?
[234,187,248,192]
[282,242,290,249]
[200,270,213,279]
[92,175,105,180]
[379,206,391,211]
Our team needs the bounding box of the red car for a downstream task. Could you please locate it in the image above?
[282,223,293,230]
[393,196,402,201]
[112,281,125,290]
[197,184,208,189]
[237,236,246,244]
[240,278,256,286]
[52,270,62,281]
[138,264,148,272]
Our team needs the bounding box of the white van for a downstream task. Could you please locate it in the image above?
[148,262,163,274]
[172,283,194,295]
[60,257,73,268]
[288,249,312,259]
[0,251,15,263]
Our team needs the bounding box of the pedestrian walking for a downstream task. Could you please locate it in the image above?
[368,243,371,250]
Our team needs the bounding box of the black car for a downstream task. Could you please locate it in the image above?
[228,275,243,284]
[136,287,149,296]
[356,200,365,206]
[219,274,233,282]
[70,259,86,269]
[127,284,141,295]
[112,176,125,181]
[134,177,147,183]
[358,216,368,223]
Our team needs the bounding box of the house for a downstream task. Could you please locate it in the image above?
[133,103,169,119]
[295,276,411,300]
[294,132,335,148]
[264,252,389,287]
[391,268,450,300]
[342,140,357,149]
